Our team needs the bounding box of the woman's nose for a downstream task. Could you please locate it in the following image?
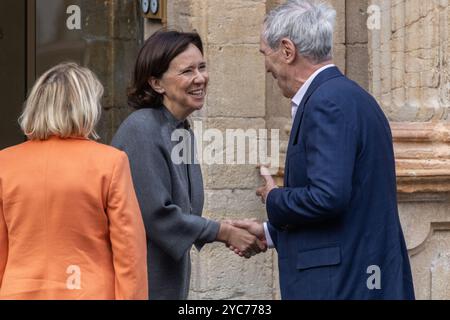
[193,70,207,84]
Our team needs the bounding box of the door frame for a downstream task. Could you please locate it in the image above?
[26,0,35,92]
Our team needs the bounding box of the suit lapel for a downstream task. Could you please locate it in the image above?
[288,67,343,146]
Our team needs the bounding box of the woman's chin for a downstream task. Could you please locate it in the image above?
[191,103,204,111]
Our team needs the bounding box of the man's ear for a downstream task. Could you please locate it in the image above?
[280,38,297,64]
[149,77,165,94]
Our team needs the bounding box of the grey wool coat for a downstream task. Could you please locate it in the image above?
[111,106,220,300]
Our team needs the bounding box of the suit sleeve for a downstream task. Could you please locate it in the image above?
[266,222,279,248]
[112,122,219,262]
[266,98,357,226]
[0,184,7,288]
[107,152,148,300]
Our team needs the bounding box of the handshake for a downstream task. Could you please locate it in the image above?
[215,165,278,258]
[217,219,268,259]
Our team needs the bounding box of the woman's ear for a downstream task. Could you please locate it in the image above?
[149,77,165,94]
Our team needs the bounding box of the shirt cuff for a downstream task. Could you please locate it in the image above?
[263,222,275,249]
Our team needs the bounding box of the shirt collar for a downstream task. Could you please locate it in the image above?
[161,105,191,129]
[291,64,335,118]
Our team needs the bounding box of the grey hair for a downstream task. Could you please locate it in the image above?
[263,0,336,63]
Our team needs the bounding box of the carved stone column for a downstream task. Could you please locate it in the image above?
[369,0,450,299]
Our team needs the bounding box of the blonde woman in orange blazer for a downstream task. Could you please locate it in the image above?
[0,62,148,300]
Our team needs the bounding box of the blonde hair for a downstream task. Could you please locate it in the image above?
[19,62,104,140]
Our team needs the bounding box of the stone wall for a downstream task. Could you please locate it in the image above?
[369,0,449,122]
[346,0,369,90]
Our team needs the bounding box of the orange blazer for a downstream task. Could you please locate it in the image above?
[0,136,148,299]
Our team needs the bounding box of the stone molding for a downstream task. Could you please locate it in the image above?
[276,121,450,195]
[393,122,450,195]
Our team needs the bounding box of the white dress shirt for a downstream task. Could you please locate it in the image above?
[263,64,335,248]
[291,64,335,119]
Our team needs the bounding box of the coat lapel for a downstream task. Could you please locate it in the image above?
[288,67,343,146]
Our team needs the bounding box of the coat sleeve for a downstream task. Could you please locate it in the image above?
[112,120,219,262]
[267,222,279,248]
[266,97,358,227]
[0,182,7,288]
[107,152,148,300]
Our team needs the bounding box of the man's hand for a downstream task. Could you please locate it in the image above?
[232,219,265,241]
[225,219,268,257]
[256,166,278,204]
[217,222,266,258]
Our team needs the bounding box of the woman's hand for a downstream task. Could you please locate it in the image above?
[217,222,267,258]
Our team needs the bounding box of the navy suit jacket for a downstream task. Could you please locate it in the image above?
[266,67,415,300]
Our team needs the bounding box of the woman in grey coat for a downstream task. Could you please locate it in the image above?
[112,30,266,300]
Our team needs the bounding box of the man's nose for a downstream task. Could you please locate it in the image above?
[264,62,271,73]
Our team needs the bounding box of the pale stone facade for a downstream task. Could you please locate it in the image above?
[369,0,450,300]
[140,0,450,299]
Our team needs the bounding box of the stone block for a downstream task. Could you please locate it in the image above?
[405,22,422,53]
[346,45,369,90]
[345,0,368,44]
[144,20,164,40]
[112,0,140,40]
[81,0,112,38]
[204,189,268,220]
[168,0,195,33]
[398,198,450,300]
[189,244,274,299]
[206,45,266,117]
[431,253,450,299]
[405,0,421,26]
[330,0,346,44]
[189,117,277,189]
[203,164,264,189]
[197,116,266,131]
[206,0,266,45]
[111,39,140,108]
[85,39,114,106]
[266,76,292,118]
[97,106,134,144]
[265,117,291,142]
[333,43,346,73]
[405,70,420,88]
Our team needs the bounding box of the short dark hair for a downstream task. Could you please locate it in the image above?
[127,29,204,109]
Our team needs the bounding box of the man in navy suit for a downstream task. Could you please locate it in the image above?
[232,0,415,299]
